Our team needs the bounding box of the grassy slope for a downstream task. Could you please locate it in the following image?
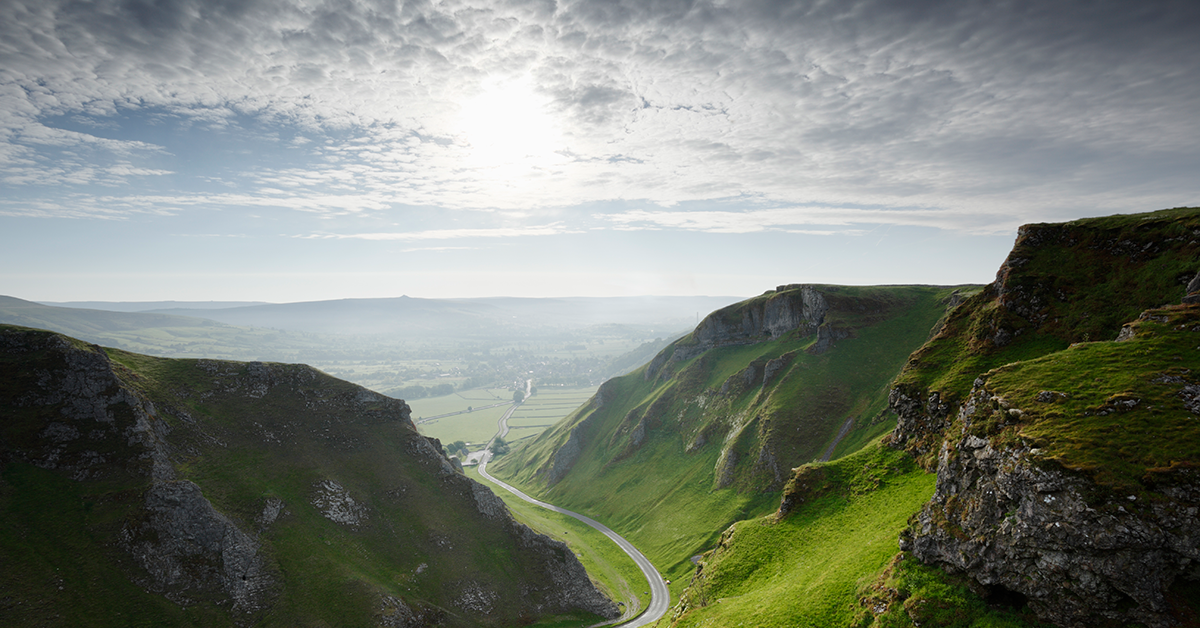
[490,286,958,588]
[663,442,1055,628]
[665,443,938,627]
[968,303,1200,495]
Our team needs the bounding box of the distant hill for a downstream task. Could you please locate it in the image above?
[0,325,618,626]
[138,295,744,337]
[0,295,329,363]
[0,295,229,335]
[43,300,269,312]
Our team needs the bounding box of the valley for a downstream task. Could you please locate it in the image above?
[3,208,1199,627]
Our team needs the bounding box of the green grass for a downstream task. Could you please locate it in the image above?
[665,443,937,627]
[416,404,513,448]
[414,387,597,450]
[407,388,514,418]
[853,555,1052,628]
[966,304,1200,494]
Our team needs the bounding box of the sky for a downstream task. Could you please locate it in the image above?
[2,0,1198,302]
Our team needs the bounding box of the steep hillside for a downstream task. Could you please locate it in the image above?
[661,207,1200,628]
[489,284,962,582]
[0,325,617,627]
[880,207,1200,627]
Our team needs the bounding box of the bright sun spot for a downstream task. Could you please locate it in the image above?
[457,77,564,173]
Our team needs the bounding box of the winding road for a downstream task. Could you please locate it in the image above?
[475,383,670,627]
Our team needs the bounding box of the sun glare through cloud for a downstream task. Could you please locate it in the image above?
[457,77,565,176]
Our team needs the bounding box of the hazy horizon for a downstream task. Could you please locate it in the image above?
[3,0,1197,302]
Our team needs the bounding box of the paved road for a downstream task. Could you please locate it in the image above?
[477,454,670,628]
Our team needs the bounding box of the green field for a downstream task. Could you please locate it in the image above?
[414,386,598,452]
[408,387,514,418]
[505,387,598,444]
[416,404,513,449]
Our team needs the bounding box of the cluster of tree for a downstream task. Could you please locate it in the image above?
[445,440,469,457]
[491,437,510,456]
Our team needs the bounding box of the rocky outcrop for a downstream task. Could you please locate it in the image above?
[510,516,620,619]
[541,386,617,484]
[903,383,1200,628]
[1,329,176,481]
[806,323,850,355]
[889,211,1200,463]
[544,423,585,485]
[886,384,954,458]
[693,285,828,346]
[121,480,277,614]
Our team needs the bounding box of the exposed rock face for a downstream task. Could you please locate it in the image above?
[693,285,828,346]
[2,329,176,481]
[903,383,1200,628]
[886,384,954,457]
[122,480,277,614]
[312,479,369,526]
[544,422,585,485]
[509,518,620,619]
[541,380,619,484]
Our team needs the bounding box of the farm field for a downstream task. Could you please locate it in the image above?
[414,386,598,452]
[504,386,598,446]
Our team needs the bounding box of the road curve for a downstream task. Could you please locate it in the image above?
[477,454,671,628]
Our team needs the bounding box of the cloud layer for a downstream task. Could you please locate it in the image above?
[2,0,1199,286]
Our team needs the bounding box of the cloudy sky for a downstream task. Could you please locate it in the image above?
[2,0,1198,302]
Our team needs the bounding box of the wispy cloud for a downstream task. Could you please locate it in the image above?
[606,206,1020,236]
[300,224,580,241]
